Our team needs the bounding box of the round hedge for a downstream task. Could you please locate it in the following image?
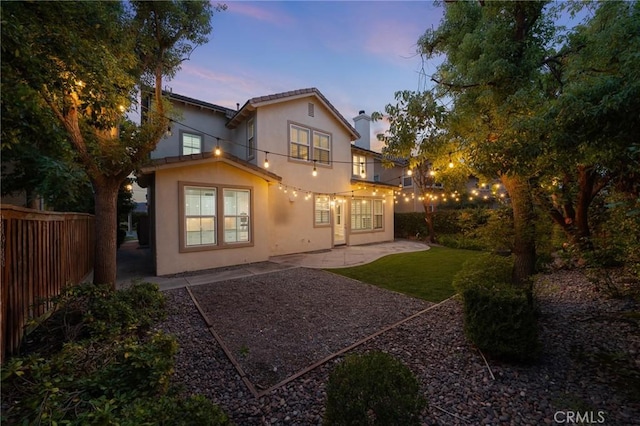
[324,351,426,425]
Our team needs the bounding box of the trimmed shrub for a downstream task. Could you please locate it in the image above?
[453,254,540,363]
[324,351,426,425]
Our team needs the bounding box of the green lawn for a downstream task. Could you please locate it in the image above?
[329,246,484,303]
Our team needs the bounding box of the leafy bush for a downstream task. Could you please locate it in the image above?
[23,282,166,355]
[2,282,230,425]
[324,351,426,425]
[436,233,486,251]
[453,255,540,363]
[394,212,428,239]
[117,394,231,426]
[433,209,462,234]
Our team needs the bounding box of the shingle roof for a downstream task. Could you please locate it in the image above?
[139,151,282,183]
[227,88,360,140]
[164,91,235,116]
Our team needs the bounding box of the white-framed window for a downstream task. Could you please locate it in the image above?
[247,119,255,160]
[224,189,250,243]
[290,124,310,161]
[313,132,331,165]
[351,198,384,231]
[289,123,332,164]
[182,132,202,155]
[373,199,384,229]
[180,183,252,251]
[184,187,216,246]
[353,154,366,177]
[314,195,331,226]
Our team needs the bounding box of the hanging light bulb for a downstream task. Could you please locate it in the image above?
[359,162,366,178]
[264,152,269,168]
[448,152,454,168]
[407,168,413,176]
[312,160,318,177]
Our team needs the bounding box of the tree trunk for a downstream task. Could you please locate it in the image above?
[501,174,536,287]
[422,202,437,244]
[92,178,121,287]
[574,165,595,249]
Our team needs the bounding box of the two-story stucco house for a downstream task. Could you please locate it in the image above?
[138,88,398,275]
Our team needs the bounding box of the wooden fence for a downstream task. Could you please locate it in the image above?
[1,205,94,362]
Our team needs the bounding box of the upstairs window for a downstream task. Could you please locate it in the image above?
[402,176,413,187]
[290,125,310,161]
[289,124,332,164]
[353,154,366,177]
[313,132,331,165]
[182,132,202,155]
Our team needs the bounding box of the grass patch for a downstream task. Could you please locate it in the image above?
[329,246,484,302]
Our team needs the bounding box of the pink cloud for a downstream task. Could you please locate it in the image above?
[364,20,421,62]
[226,2,295,27]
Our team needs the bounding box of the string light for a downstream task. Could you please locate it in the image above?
[448,152,454,168]
[140,103,456,203]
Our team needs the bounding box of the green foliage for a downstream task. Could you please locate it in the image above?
[453,255,540,363]
[324,351,426,425]
[24,282,165,356]
[2,282,229,425]
[118,394,231,426]
[2,0,222,285]
[452,254,514,294]
[433,210,463,234]
[394,212,428,239]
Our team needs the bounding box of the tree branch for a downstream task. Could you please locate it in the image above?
[430,76,494,90]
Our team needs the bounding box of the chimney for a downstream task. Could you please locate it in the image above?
[353,110,371,150]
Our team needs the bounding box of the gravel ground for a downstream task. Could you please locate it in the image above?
[156,267,640,425]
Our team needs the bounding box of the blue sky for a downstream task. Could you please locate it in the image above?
[167,1,445,151]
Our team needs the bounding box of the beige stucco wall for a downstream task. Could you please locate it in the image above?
[254,97,356,255]
[238,96,396,255]
[153,159,271,275]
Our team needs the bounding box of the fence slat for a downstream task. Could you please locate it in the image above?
[0,205,94,363]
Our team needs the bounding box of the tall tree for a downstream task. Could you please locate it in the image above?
[534,1,640,248]
[373,90,470,243]
[1,1,220,286]
[418,1,556,286]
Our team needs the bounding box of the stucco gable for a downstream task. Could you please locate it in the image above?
[227,88,360,141]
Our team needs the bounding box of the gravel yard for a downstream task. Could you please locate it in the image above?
[156,267,640,425]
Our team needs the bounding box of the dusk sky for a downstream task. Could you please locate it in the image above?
[167,1,445,151]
